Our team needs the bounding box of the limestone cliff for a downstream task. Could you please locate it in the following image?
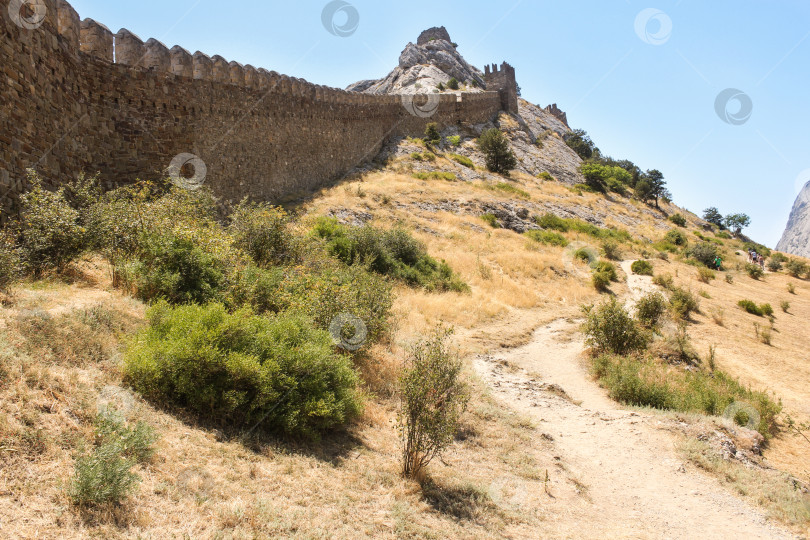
[777,182,810,257]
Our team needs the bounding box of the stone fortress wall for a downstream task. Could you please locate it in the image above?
[1,0,519,208]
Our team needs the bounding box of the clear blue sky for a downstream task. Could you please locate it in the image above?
[68,0,810,247]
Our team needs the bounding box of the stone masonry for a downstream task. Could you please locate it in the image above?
[0,0,516,209]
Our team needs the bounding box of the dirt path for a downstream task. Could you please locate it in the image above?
[472,262,795,539]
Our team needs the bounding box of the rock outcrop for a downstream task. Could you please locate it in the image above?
[777,182,810,257]
[346,28,486,95]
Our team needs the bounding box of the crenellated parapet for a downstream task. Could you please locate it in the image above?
[171,46,193,78]
[80,18,113,62]
[483,61,518,114]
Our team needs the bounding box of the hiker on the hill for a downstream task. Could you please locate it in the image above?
[759,256,765,270]
[714,256,722,271]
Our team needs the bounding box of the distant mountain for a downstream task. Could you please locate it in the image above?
[777,182,810,257]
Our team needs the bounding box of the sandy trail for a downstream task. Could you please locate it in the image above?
[472,262,795,539]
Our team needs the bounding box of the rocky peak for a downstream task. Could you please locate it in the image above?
[776,181,810,257]
[346,27,485,95]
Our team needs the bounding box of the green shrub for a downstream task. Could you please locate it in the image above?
[715,231,731,239]
[448,153,473,168]
[124,302,363,438]
[592,271,612,292]
[668,214,687,227]
[785,259,808,278]
[669,287,700,319]
[537,172,554,181]
[686,242,720,268]
[0,231,22,290]
[477,129,517,174]
[737,299,763,316]
[601,240,621,261]
[771,252,788,263]
[491,182,530,199]
[767,258,783,272]
[525,230,568,247]
[581,297,649,355]
[697,267,716,284]
[446,135,461,147]
[664,229,688,247]
[653,273,674,289]
[399,327,469,478]
[781,301,790,313]
[312,218,468,292]
[574,247,596,264]
[413,171,456,181]
[229,200,298,267]
[534,213,630,242]
[131,234,225,305]
[745,263,764,280]
[787,283,796,294]
[447,77,459,90]
[481,214,499,228]
[592,261,618,281]
[535,213,569,232]
[631,260,654,276]
[19,173,86,273]
[591,355,781,438]
[635,292,667,329]
[425,123,441,144]
[760,303,774,317]
[224,264,285,314]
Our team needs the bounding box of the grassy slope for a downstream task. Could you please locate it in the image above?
[2,136,809,537]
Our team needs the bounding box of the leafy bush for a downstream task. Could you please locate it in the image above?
[534,213,631,242]
[131,234,225,304]
[448,153,473,168]
[413,171,456,181]
[669,287,700,319]
[631,260,653,276]
[766,258,782,272]
[781,301,790,313]
[524,230,568,247]
[312,218,467,292]
[537,172,554,181]
[715,231,731,239]
[737,299,763,316]
[535,213,569,232]
[745,263,764,280]
[601,240,621,260]
[760,303,774,317]
[19,173,86,273]
[592,270,612,292]
[229,200,298,267]
[635,292,667,329]
[477,129,517,174]
[697,267,716,284]
[224,264,285,315]
[564,129,598,160]
[399,327,469,478]
[574,247,596,264]
[68,412,157,506]
[686,242,720,268]
[0,231,22,290]
[592,261,618,281]
[653,273,674,289]
[664,229,688,247]
[491,182,530,199]
[785,259,808,278]
[481,214,499,228]
[447,77,459,90]
[787,282,796,294]
[124,302,363,438]
[446,135,461,147]
[424,123,441,144]
[591,355,781,438]
[581,297,649,355]
[668,214,687,227]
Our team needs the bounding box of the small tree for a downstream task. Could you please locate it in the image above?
[564,129,598,160]
[703,207,724,228]
[581,297,649,355]
[724,213,751,235]
[635,178,653,204]
[399,327,469,479]
[447,77,459,90]
[424,123,441,145]
[643,169,667,208]
[477,128,517,174]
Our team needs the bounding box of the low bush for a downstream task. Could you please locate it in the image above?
[745,263,764,280]
[631,260,654,276]
[737,299,773,317]
[424,123,441,144]
[760,303,774,317]
[446,135,462,147]
[592,261,618,281]
[537,172,554,181]
[669,287,700,319]
[448,153,473,168]
[447,77,460,90]
[664,229,689,247]
[525,230,568,247]
[491,182,530,199]
[785,259,808,278]
[124,302,363,438]
[0,232,22,290]
[686,242,719,268]
[229,200,298,267]
[635,292,667,329]
[312,218,468,292]
[697,267,716,284]
[592,270,612,292]
[581,298,649,355]
[400,327,469,478]
[767,258,783,272]
[781,301,791,313]
[653,273,674,289]
[481,214,499,228]
[787,283,796,294]
[413,171,456,181]
[668,214,687,227]
[591,355,781,438]
[534,213,569,232]
[601,240,621,260]
[574,247,596,264]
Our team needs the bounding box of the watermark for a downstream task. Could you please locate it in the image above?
[714,88,753,126]
[96,385,136,418]
[722,401,761,431]
[488,476,528,511]
[177,467,215,500]
[168,153,207,190]
[401,93,440,118]
[321,0,359,37]
[9,0,47,30]
[328,313,368,351]
[561,241,598,279]
[634,8,672,46]
[794,168,810,196]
